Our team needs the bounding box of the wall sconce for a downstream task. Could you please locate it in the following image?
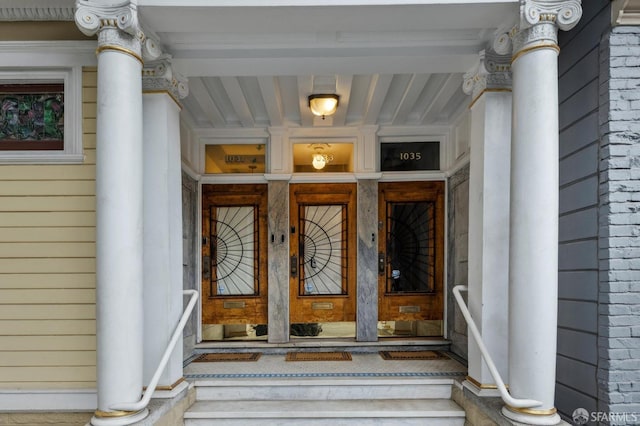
[308,94,339,119]
[310,144,333,170]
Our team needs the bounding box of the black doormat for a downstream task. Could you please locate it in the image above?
[379,350,449,360]
[285,351,352,361]
[193,352,262,362]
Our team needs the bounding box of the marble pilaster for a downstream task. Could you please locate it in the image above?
[356,179,378,342]
[267,179,290,343]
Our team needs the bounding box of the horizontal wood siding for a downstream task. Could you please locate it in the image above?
[556,0,609,418]
[0,68,97,389]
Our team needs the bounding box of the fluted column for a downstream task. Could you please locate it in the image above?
[75,1,157,424]
[494,1,582,424]
[462,49,512,395]
[142,58,189,394]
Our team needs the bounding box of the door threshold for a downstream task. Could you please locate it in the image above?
[194,337,451,354]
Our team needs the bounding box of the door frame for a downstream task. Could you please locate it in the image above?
[289,182,358,325]
[377,180,446,323]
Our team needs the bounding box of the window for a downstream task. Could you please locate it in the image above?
[0,69,82,163]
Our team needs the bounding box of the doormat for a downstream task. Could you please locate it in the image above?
[379,350,449,360]
[193,352,261,362]
[285,352,352,361]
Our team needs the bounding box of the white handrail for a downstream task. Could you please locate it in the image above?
[110,289,199,412]
[452,285,542,408]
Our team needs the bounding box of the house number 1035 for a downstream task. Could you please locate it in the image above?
[399,152,422,160]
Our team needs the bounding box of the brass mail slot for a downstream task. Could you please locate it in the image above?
[312,302,334,310]
[223,301,246,309]
[399,305,420,313]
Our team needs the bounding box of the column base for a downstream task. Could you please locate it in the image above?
[91,408,149,426]
[463,376,502,398]
[502,405,562,425]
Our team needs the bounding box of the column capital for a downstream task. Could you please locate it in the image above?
[463,49,512,106]
[142,56,189,105]
[75,0,161,63]
[493,0,582,57]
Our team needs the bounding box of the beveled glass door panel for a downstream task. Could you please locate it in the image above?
[202,184,267,325]
[378,181,444,322]
[290,183,356,324]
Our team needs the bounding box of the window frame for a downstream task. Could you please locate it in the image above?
[0,68,83,164]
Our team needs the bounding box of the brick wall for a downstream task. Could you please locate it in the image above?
[597,26,640,422]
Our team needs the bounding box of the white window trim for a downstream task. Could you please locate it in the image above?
[0,67,84,164]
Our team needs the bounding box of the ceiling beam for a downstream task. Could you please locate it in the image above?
[391,73,431,126]
[257,76,284,127]
[420,73,463,124]
[220,76,255,127]
[331,75,353,127]
[297,75,315,127]
[187,77,226,127]
[363,74,393,125]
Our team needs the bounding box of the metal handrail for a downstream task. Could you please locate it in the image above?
[110,289,199,412]
[452,285,542,408]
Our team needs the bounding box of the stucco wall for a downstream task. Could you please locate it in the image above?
[0,68,97,389]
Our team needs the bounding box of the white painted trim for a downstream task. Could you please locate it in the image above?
[199,173,268,184]
[0,41,97,67]
[0,67,84,164]
[196,180,203,344]
[0,389,97,411]
[181,161,201,180]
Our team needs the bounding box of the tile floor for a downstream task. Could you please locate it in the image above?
[184,351,467,380]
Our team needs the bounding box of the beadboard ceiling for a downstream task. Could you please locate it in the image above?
[136,1,519,132]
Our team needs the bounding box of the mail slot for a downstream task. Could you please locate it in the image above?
[223,301,246,309]
[399,305,420,313]
[312,302,334,310]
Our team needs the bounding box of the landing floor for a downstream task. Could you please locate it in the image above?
[184,350,467,381]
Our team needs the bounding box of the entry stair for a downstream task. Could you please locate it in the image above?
[183,344,466,425]
[184,376,465,425]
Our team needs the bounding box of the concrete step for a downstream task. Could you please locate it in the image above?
[194,377,455,401]
[184,399,466,425]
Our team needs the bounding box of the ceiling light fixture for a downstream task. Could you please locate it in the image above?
[310,144,334,170]
[308,94,339,119]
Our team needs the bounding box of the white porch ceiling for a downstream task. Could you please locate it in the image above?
[137,1,520,131]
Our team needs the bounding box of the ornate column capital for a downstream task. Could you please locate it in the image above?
[142,56,189,106]
[493,0,582,58]
[463,49,512,106]
[75,0,161,63]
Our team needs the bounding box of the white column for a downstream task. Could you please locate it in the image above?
[462,49,512,395]
[75,1,149,424]
[494,1,582,424]
[142,59,189,394]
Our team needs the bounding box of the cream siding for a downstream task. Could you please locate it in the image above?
[0,68,97,389]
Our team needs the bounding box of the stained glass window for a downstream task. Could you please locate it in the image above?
[0,84,64,150]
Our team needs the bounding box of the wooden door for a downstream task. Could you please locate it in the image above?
[202,184,268,324]
[289,183,357,323]
[378,181,445,321]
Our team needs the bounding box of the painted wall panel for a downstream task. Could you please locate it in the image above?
[559,112,599,158]
[0,273,94,289]
[556,1,610,419]
[0,68,97,389]
[558,271,598,301]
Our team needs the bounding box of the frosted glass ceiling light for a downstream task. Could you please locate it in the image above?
[308,94,339,119]
[312,153,327,170]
